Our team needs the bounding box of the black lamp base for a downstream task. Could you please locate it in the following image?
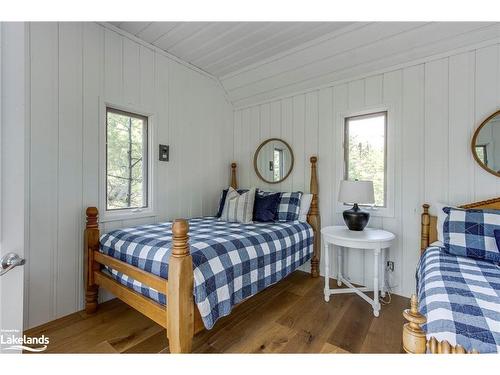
[343,203,370,231]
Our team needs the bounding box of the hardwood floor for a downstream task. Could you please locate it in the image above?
[25,271,409,354]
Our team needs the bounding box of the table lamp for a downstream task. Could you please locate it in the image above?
[338,180,375,231]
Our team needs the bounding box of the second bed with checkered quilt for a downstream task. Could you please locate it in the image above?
[417,246,500,353]
[99,217,313,330]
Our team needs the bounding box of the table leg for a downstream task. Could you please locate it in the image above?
[380,248,386,298]
[373,248,380,317]
[337,246,342,286]
[324,242,330,302]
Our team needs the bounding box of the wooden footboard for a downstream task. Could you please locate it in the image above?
[84,208,202,353]
[402,295,477,354]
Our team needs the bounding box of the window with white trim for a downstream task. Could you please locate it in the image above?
[344,111,387,207]
[106,107,148,211]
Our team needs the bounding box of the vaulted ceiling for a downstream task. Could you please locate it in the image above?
[109,22,354,77]
[110,22,499,107]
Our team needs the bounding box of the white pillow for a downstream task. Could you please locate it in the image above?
[219,187,255,224]
[298,193,313,222]
[430,241,444,248]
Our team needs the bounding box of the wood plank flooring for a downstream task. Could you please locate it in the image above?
[25,271,409,353]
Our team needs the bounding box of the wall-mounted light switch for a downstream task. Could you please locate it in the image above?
[159,144,169,162]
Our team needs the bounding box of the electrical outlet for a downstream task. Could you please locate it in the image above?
[386,261,395,272]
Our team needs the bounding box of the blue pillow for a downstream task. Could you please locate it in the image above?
[253,192,280,222]
[443,207,500,263]
[276,192,303,222]
[495,229,500,256]
[216,188,248,217]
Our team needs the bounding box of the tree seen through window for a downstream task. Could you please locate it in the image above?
[344,112,386,207]
[106,108,148,210]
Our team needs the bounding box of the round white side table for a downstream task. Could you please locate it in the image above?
[321,225,395,317]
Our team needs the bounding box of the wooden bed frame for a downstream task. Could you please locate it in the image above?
[402,197,500,354]
[84,156,321,353]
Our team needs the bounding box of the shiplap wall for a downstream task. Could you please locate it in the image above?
[26,22,233,329]
[233,43,500,297]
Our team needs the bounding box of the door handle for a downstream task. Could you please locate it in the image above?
[0,252,25,276]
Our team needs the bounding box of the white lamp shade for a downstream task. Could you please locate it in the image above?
[338,180,375,204]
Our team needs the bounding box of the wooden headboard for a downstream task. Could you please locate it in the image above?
[229,156,321,277]
[420,197,500,253]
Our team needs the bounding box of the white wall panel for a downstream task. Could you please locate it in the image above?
[424,59,449,207]
[57,22,84,317]
[475,45,500,198]
[27,22,233,328]
[400,65,425,299]
[233,45,500,297]
[28,22,59,327]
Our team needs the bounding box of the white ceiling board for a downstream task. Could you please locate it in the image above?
[167,22,238,58]
[153,22,211,50]
[136,22,180,43]
[178,22,267,63]
[110,21,354,77]
[108,22,500,107]
[230,23,500,108]
[115,22,151,36]
[191,23,286,68]
[221,22,428,91]
[211,22,353,77]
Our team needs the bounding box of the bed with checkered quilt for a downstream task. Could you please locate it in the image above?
[99,217,313,330]
[417,246,500,353]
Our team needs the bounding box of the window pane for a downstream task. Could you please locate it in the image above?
[475,145,487,165]
[345,112,386,207]
[273,148,283,181]
[106,109,148,210]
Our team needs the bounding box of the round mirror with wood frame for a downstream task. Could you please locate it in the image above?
[253,138,294,184]
[471,109,500,178]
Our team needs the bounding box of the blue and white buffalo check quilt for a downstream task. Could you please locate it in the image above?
[99,217,313,329]
[417,246,500,353]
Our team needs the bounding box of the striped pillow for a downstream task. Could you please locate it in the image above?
[219,187,255,224]
[216,188,249,217]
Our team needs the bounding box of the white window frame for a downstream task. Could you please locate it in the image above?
[99,99,156,222]
[335,105,396,218]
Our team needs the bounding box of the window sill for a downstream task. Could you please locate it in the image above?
[99,208,156,223]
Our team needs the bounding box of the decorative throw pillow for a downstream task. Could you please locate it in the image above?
[298,193,313,222]
[276,192,303,222]
[219,187,255,224]
[436,202,455,244]
[495,229,500,255]
[253,192,281,222]
[219,187,240,219]
[443,207,500,263]
[216,188,248,217]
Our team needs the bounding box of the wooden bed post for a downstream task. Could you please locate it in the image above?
[167,219,194,353]
[230,162,238,189]
[307,156,320,278]
[402,294,427,353]
[84,207,100,314]
[403,294,478,354]
[421,204,430,251]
